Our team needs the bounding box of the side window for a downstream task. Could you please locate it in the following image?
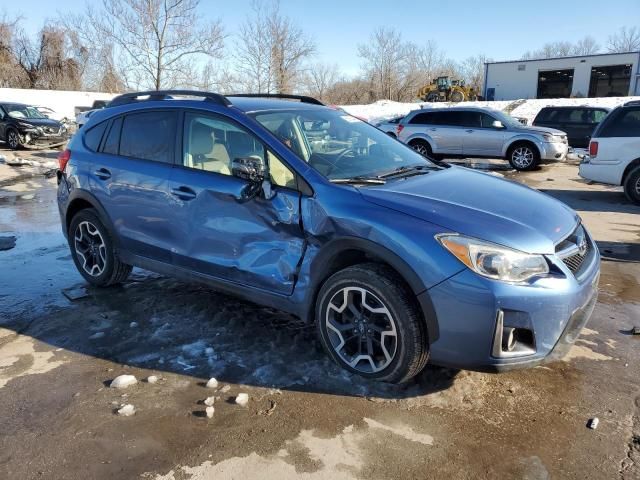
[567,109,586,122]
[268,151,296,188]
[480,112,498,128]
[119,111,176,163]
[439,111,466,127]
[83,121,108,152]
[183,112,263,176]
[0,107,5,120]
[593,109,608,123]
[600,108,640,137]
[102,117,122,155]
[409,112,435,125]
[460,111,481,128]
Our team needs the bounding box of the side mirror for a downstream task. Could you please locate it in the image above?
[492,120,504,129]
[231,156,271,200]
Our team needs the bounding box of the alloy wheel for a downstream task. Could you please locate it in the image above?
[412,143,430,156]
[325,286,398,374]
[511,147,534,169]
[74,221,107,277]
[7,130,19,149]
[635,176,640,196]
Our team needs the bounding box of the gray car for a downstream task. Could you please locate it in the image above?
[397,107,568,170]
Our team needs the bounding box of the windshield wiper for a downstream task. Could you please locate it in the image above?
[378,164,437,179]
[330,176,386,185]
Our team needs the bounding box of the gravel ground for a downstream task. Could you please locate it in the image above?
[0,149,638,480]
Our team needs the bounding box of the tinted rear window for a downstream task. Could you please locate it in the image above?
[119,111,177,163]
[409,112,438,124]
[84,121,108,152]
[102,117,122,155]
[599,107,640,137]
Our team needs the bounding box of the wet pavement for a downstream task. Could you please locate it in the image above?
[0,150,638,479]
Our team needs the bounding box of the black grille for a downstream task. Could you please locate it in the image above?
[556,225,592,275]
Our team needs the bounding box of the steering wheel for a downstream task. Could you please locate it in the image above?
[326,148,357,175]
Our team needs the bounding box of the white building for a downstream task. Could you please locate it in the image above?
[483,51,640,101]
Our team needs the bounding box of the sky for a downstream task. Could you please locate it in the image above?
[14,0,640,76]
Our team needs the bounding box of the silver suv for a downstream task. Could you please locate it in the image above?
[397,107,568,170]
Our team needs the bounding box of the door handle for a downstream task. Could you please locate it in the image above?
[94,168,111,180]
[171,186,197,200]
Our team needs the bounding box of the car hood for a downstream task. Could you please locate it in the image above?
[359,166,579,255]
[513,124,565,136]
[11,116,62,128]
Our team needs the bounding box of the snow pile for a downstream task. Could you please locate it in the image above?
[110,374,138,389]
[205,377,219,389]
[147,375,159,384]
[341,96,640,126]
[205,406,215,418]
[235,393,249,406]
[117,404,136,416]
[0,88,117,120]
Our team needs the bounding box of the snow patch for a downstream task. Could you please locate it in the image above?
[147,375,159,384]
[117,404,136,416]
[110,374,138,389]
[205,406,215,418]
[204,396,215,406]
[235,393,249,406]
[206,377,219,389]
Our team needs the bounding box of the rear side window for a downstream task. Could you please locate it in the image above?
[438,111,467,127]
[102,117,122,155]
[599,108,640,137]
[592,109,608,123]
[535,108,553,122]
[409,112,438,124]
[119,111,177,163]
[83,121,108,152]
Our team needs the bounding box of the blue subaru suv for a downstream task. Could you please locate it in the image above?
[56,90,600,383]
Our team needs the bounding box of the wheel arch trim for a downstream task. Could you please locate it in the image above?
[65,190,119,247]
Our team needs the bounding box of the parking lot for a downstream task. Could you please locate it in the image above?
[0,147,638,479]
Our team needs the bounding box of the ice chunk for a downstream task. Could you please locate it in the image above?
[117,404,136,416]
[129,322,138,328]
[206,406,215,418]
[235,393,249,407]
[206,377,219,389]
[110,374,137,389]
[205,347,214,356]
[204,396,215,406]
[147,375,159,384]
[89,331,105,340]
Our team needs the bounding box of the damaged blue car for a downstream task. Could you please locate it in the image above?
[56,91,600,383]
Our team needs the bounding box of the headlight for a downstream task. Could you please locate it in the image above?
[436,234,549,283]
[17,121,37,130]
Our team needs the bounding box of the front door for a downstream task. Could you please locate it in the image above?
[168,110,306,295]
[462,111,506,157]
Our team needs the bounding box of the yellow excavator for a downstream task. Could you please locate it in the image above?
[417,76,478,102]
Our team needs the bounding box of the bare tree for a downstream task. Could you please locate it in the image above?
[460,54,490,93]
[0,14,29,88]
[607,26,640,52]
[302,62,339,101]
[66,0,225,90]
[571,36,600,55]
[235,0,315,93]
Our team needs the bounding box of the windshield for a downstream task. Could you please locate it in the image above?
[6,104,47,120]
[490,109,522,128]
[252,108,436,181]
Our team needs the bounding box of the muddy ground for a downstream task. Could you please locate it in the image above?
[0,147,638,480]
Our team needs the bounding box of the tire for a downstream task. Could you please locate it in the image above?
[68,208,132,286]
[5,128,21,150]
[508,142,540,171]
[409,139,434,159]
[623,166,640,205]
[426,92,440,102]
[315,263,429,383]
[449,90,465,102]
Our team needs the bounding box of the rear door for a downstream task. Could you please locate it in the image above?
[88,109,178,263]
[462,111,506,157]
[167,110,306,295]
[430,111,464,154]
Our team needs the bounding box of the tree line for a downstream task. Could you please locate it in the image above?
[0,0,638,104]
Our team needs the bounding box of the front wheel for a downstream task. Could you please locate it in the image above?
[623,166,640,205]
[315,263,429,383]
[68,209,132,286]
[508,143,540,171]
[6,128,21,150]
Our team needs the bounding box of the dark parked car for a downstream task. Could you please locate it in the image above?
[533,106,610,149]
[0,102,70,149]
[56,90,599,383]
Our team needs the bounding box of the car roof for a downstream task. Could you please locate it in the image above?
[228,96,326,113]
[0,102,28,108]
[539,105,610,111]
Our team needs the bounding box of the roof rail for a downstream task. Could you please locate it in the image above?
[623,100,640,106]
[227,93,324,106]
[109,90,231,107]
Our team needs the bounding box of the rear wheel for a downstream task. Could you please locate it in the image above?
[623,166,640,205]
[508,142,540,171]
[315,263,429,383]
[409,139,433,158]
[449,90,465,102]
[426,92,440,102]
[68,209,132,286]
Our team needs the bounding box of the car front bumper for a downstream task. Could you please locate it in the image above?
[424,234,600,371]
[18,129,70,149]
[540,141,569,161]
